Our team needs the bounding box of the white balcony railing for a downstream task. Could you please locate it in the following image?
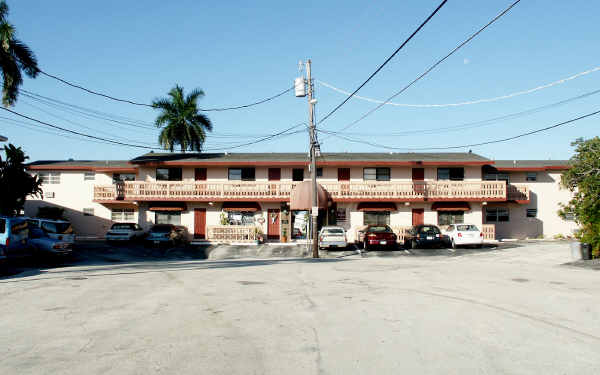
[94,180,508,202]
[507,184,530,202]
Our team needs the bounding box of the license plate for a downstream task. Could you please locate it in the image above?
[380,240,387,245]
[154,240,160,244]
[427,236,433,240]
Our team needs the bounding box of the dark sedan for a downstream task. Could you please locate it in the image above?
[404,224,444,249]
[144,224,188,247]
[360,225,397,250]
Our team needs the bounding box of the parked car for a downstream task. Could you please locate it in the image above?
[360,225,397,250]
[28,227,73,257]
[404,224,444,249]
[26,218,75,246]
[145,224,188,247]
[0,244,6,263]
[106,223,146,243]
[442,224,484,249]
[0,216,32,258]
[318,226,347,250]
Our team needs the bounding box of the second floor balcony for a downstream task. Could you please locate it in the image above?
[94,180,520,202]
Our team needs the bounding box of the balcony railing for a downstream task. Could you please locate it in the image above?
[507,184,530,202]
[93,180,508,202]
[482,224,495,241]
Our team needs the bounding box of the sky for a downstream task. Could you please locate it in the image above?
[2,0,599,162]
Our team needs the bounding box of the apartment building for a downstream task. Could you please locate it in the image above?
[24,152,577,242]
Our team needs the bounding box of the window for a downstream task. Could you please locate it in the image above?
[363,211,390,225]
[564,211,575,221]
[38,171,60,184]
[438,211,464,225]
[485,207,509,222]
[111,208,135,222]
[228,168,255,181]
[227,211,255,225]
[83,208,94,216]
[526,209,537,218]
[526,172,537,181]
[156,168,182,181]
[155,211,181,225]
[484,172,510,182]
[363,167,390,181]
[292,168,304,181]
[113,173,136,183]
[0,218,5,233]
[437,168,464,181]
[83,171,95,181]
[316,168,323,177]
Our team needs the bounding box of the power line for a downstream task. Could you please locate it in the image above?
[323,0,522,137]
[316,0,449,126]
[316,66,600,108]
[35,68,293,111]
[318,108,600,150]
[334,88,600,137]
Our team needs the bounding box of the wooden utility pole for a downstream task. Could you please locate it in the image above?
[306,59,319,258]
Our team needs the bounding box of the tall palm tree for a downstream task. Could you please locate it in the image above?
[152,85,213,152]
[0,1,39,107]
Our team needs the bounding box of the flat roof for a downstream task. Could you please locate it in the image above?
[493,160,571,171]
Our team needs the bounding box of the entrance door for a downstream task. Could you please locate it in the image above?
[412,208,424,226]
[412,168,424,180]
[412,168,425,196]
[337,168,350,181]
[268,168,281,181]
[195,168,207,181]
[194,208,206,239]
[268,209,280,240]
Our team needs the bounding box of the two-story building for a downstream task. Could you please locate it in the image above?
[25,152,577,242]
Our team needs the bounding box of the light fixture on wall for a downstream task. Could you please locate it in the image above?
[208,202,214,206]
[404,202,410,206]
[482,202,488,206]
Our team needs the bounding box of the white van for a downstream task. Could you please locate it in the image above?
[25,218,75,245]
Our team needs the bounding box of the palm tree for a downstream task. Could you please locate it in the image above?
[152,85,213,152]
[0,1,39,107]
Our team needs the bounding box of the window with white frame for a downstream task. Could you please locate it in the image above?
[111,208,135,222]
[84,171,95,181]
[227,211,255,225]
[484,172,510,182]
[363,168,390,181]
[38,171,60,184]
[155,211,181,225]
[485,207,509,222]
[526,172,537,181]
[83,208,94,216]
[363,211,390,225]
[526,209,537,218]
[564,211,575,221]
[113,173,136,183]
[438,211,465,225]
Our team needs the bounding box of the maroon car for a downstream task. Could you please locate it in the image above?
[360,225,397,250]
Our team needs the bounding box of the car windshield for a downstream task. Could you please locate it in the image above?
[41,221,73,234]
[151,225,172,233]
[30,228,47,238]
[368,226,391,233]
[323,228,344,235]
[111,223,135,230]
[418,226,440,234]
[456,224,479,231]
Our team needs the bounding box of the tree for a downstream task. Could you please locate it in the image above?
[0,0,39,107]
[559,137,600,257]
[152,85,213,152]
[0,143,42,215]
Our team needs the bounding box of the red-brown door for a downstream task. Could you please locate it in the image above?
[412,168,424,181]
[412,208,424,226]
[194,208,206,239]
[337,168,350,181]
[268,168,281,181]
[267,209,280,240]
[195,168,207,181]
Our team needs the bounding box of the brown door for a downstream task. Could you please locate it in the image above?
[267,209,280,240]
[337,168,350,181]
[412,208,424,226]
[194,208,206,239]
[195,168,207,181]
[412,168,425,196]
[412,168,424,181]
[268,168,281,181]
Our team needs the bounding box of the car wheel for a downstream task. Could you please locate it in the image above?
[476,244,483,249]
[451,239,457,250]
[411,240,417,250]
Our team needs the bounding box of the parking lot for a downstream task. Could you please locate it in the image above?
[1,241,599,374]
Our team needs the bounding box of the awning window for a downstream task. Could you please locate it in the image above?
[221,202,261,212]
[431,202,471,211]
[357,202,397,211]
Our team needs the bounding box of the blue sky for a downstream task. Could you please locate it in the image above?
[3,0,599,161]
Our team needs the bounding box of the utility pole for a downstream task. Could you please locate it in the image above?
[306,60,319,258]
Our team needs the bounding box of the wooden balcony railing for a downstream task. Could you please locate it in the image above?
[206,225,257,243]
[507,184,530,202]
[94,180,508,202]
[482,224,495,241]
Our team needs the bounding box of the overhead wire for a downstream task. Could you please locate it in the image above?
[317,108,600,151]
[316,0,449,126]
[316,66,600,108]
[322,0,522,138]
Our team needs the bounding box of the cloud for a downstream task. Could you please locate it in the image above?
[463,58,470,65]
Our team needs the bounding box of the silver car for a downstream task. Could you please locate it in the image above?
[319,226,347,250]
[106,223,146,242]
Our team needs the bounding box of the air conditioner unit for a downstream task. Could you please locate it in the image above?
[45,192,55,198]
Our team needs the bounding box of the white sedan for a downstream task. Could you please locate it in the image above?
[319,226,348,250]
[106,223,146,242]
[442,224,484,249]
